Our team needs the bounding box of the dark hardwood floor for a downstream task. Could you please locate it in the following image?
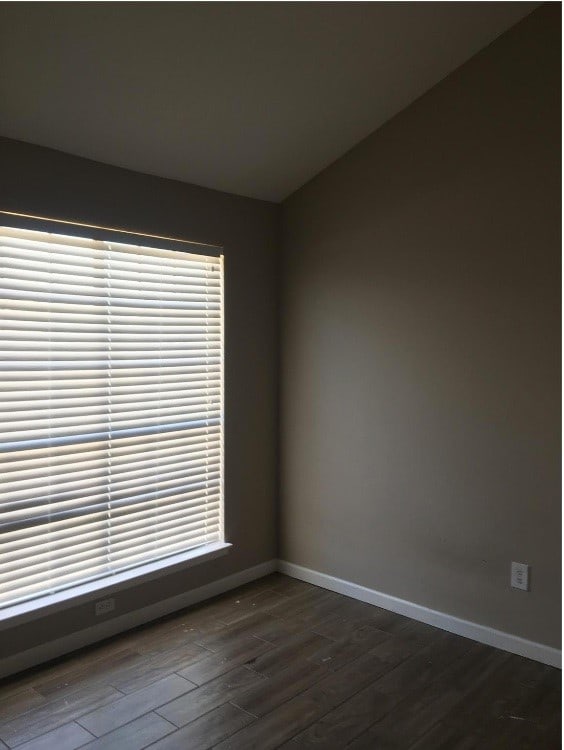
[0,574,560,749]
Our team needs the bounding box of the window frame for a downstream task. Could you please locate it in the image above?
[0,211,230,626]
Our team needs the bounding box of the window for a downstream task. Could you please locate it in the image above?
[0,224,224,610]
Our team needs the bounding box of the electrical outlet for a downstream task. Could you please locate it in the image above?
[95,597,115,616]
[511,562,530,591]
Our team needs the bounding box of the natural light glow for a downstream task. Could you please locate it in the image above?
[0,225,224,608]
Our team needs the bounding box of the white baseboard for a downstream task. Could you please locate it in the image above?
[278,560,561,669]
[3,557,559,679]
[0,559,277,679]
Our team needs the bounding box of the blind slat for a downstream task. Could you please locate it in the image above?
[2,493,222,546]
[1,517,220,576]
[0,225,224,609]
[1,431,221,474]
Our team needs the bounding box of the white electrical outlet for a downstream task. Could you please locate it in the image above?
[511,562,530,591]
[95,597,115,616]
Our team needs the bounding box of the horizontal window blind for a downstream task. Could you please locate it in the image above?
[0,225,224,608]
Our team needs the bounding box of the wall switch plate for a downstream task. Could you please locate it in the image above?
[95,597,115,616]
[511,562,530,591]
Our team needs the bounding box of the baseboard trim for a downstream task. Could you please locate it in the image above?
[278,560,561,669]
[3,557,559,678]
[0,559,277,679]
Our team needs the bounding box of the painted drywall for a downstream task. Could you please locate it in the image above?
[0,3,537,201]
[0,138,280,657]
[280,5,561,648]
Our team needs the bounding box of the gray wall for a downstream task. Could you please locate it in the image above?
[0,138,280,657]
[281,5,561,648]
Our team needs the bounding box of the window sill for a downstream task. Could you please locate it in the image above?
[0,541,232,630]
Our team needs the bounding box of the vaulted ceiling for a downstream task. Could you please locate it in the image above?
[0,2,538,201]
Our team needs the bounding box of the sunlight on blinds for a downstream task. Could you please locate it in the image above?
[0,225,224,608]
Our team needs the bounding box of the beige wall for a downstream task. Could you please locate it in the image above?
[281,5,561,648]
[0,3,560,662]
[0,138,280,657]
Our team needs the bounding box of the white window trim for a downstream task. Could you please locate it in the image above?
[0,541,232,630]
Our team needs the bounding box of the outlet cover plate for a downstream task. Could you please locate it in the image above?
[511,562,530,591]
[95,598,116,616]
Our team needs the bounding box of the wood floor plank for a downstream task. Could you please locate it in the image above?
[31,649,141,698]
[79,712,176,750]
[311,602,393,641]
[261,573,316,597]
[244,631,331,677]
[279,686,395,749]
[33,642,201,699]
[473,715,560,750]
[134,622,219,656]
[433,641,511,695]
[304,595,388,638]
[114,610,224,657]
[346,680,462,750]
[437,652,554,734]
[212,689,335,750]
[0,687,46,722]
[232,660,331,718]
[311,611,378,641]
[216,630,424,750]
[77,674,196,737]
[409,721,480,749]
[0,683,122,747]
[447,655,562,750]
[508,665,562,729]
[282,664,424,750]
[0,575,558,750]
[364,628,426,661]
[345,642,510,750]
[186,579,288,625]
[354,606,446,646]
[310,633,420,710]
[195,610,303,653]
[243,612,306,644]
[280,632,475,748]
[177,636,272,685]
[13,722,94,750]
[326,594,382,615]
[215,590,294,625]
[266,587,339,620]
[148,703,255,750]
[111,614,202,653]
[0,640,134,699]
[156,666,265,728]
[385,617,446,647]
[306,622,390,671]
[194,611,280,650]
[287,592,349,629]
[108,642,210,693]
[364,631,473,697]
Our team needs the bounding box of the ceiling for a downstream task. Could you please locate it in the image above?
[0,2,538,202]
